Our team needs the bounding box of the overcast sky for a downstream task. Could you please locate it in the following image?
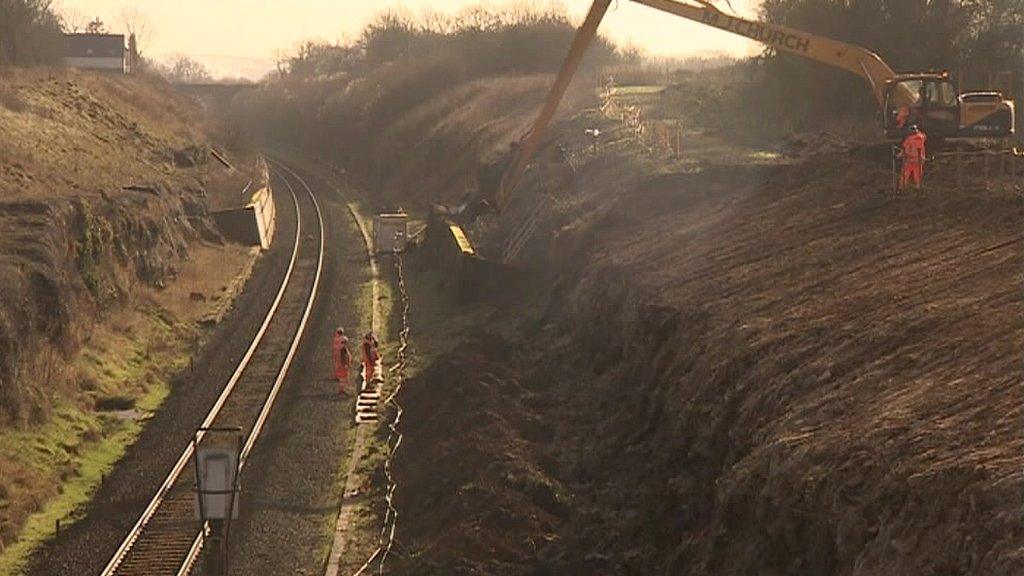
[60,0,762,78]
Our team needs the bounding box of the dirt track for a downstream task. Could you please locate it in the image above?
[387,146,1022,575]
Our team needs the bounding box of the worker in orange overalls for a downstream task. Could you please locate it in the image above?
[362,331,380,389]
[332,327,351,394]
[899,125,928,191]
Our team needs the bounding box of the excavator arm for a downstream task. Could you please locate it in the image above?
[635,0,896,107]
[493,0,614,214]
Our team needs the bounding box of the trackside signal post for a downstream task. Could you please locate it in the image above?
[192,427,242,576]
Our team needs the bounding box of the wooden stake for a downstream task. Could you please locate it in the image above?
[892,146,898,193]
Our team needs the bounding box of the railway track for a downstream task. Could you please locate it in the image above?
[97,159,325,576]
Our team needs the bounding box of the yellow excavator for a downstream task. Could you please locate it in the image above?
[485,0,1016,215]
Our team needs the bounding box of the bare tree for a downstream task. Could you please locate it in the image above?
[418,8,453,35]
[84,16,105,34]
[58,5,88,32]
[119,4,154,57]
[164,54,211,83]
[273,48,289,76]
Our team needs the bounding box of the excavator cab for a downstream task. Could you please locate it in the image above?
[884,73,1015,139]
[884,74,959,139]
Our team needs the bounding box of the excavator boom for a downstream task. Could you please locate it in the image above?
[634,0,896,107]
[494,0,613,213]
[491,0,897,213]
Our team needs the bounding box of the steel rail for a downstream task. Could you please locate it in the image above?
[98,158,324,576]
[244,158,325,466]
[172,159,328,575]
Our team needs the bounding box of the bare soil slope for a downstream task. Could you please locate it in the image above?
[390,139,1022,574]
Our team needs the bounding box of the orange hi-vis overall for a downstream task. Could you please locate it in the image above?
[900,131,927,189]
[332,333,350,393]
[362,336,380,386]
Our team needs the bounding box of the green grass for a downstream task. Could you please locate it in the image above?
[0,311,182,576]
[316,203,379,567]
[0,404,145,576]
[77,308,191,401]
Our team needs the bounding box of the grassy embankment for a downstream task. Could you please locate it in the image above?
[0,245,253,573]
[0,69,255,574]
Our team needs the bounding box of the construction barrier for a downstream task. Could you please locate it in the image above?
[600,84,683,157]
[925,141,1022,191]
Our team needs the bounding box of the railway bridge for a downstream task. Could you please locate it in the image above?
[172,82,257,118]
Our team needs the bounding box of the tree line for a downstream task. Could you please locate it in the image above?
[0,0,64,66]
[238,4,630,167]
[755,0,1023,127]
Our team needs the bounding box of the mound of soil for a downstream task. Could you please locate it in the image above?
[391,332,566,574]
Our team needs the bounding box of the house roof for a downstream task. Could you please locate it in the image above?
[64,34,125,58]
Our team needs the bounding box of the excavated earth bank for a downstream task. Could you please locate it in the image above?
[0,70,217,424]
[388,144,1022,575]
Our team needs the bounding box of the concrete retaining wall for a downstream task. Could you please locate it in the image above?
[212,186,275,249]
[251,185,276,249]
[212,158,276,249]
